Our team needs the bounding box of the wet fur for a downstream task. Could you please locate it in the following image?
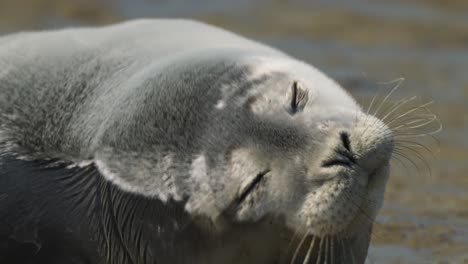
[0,153,193,263]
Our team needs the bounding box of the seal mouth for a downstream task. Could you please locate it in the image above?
[321,148,356,168]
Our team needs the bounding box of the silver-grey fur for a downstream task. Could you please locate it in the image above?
[0,19,394,263]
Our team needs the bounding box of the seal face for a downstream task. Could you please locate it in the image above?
[0,19,394,263]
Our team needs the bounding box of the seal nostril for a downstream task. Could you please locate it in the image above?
[321,132,356,168]
[340,132,351,152]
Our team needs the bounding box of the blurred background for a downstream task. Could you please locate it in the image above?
[0,0,467,263]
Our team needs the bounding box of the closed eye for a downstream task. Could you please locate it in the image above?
[236,169,270,205]
[287,81,308,114]
[221,169,270,219]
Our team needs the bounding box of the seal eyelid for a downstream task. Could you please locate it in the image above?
[236,169,270,205]
[290,81,299,111]
[222,169,270,219]
[288,81,309,114]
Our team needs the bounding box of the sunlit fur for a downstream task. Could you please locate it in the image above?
[0,20,440,263]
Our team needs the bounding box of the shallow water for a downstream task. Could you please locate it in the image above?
[1,0,467,263]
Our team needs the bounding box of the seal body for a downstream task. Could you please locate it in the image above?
[0,19,393,263]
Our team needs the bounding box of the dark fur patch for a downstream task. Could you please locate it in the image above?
[0,153,205,264]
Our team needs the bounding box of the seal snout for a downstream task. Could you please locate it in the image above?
[350,116,395,172]
[321,132,356,168]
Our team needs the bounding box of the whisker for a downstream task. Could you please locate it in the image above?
[366,88,379,116]
[324,236,329,264]
[380,97,428,127]
[395,140,437,160]
[340,190,377,227]
[362,80,387,136]
[337,190,390,244]
[287,229,301,256]
[389,115,437,132]
[394,145,432,176]
[390,113,436,127]
[360,114,382,142]
[391,154,411,176]
[341,236,348,264]
[326,194,387,261]
[348,237,356,264]
[331,235,335,264]
[392,151,423,177]
[385,100,434,127]
[302,235,317,264]
[393,131,440,138]
[291,233,308,264]
[382,118,442,138]
[354,100,360,128]
[380,96,418,123]
[360,78,406,138]
[372,77,404,118]
[316,236,324,264]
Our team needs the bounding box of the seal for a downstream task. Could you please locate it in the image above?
[0,19,394,264]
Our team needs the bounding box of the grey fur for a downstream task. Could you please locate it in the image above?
[0,19,394,263]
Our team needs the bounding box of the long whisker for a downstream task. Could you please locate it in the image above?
[360,78,405,138]
[378,118,442,140]
[287,229,301,256]
[391,152,411,176]
[348,237,356,264]
[380,96,418,123]
[324,236,329,264]
[394,145,432,176]
[390,115,437,132]
[340,190,377,227]
[395,140,436,158]
[340,237,346,263]
[337,189,390,244]
[316,236,324,264]
[385,100,434,127]
[392,150,423,177]
[366,88,379,116]
[362,80,386,135]
[331,235,335,264]
[373,77,404,118]
[291,233,308,264]
[302,235,317,264]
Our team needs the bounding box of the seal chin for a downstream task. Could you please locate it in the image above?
[296,174,366,237]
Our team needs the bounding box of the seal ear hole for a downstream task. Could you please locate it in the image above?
[287,81,308,114]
